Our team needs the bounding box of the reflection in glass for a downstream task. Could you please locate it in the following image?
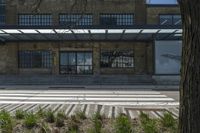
[101,50,134,68]
[60,52,93,74]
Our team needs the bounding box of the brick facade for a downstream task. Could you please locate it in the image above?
[0,0,180,75]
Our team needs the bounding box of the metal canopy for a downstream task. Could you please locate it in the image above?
[0,25,182,42]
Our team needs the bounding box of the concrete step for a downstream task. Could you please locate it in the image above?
[0,75,155,85]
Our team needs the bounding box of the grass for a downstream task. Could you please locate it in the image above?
[75,111,87,120]
[45,109,55,123]
[139,112,158,133]
[0,110,13,133]
[24,112,37,129]
[68,115,81,132]
[0,109,178,133]
[15,109,26,119]
[88,112,103,133]
[160,112,178,132]
[36,106,46,118]
[161,112,176,128]
[115,113,133,133]
[55,111,65,127]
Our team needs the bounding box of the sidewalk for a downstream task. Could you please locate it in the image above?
[0,85,179,90]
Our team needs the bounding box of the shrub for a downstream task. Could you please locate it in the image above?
[161,112,176,128]
[0,110,13,133]
[15,109,26,119]
[45,109,55,123]
[114,113,132,133]
[24,112,37,129]
[139,112,158,133]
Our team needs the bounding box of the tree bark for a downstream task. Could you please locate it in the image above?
[178,0,200,133]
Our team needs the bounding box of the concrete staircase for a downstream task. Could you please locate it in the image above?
[0,75,155,85]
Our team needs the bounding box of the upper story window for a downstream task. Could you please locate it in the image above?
[159,15,182,25]
[100,13,134,26]
[59,14,93,26]
[0,0,5,25]
[18,14,52,26]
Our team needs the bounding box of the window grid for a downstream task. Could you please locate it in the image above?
[60,52,93,75]
[101,50,134,68]
[19,51,52,68]
[59,14,93,26]
[159,14,182,25]
[100,13,134,26]
[18,14,52,26]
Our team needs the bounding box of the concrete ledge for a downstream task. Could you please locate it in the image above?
[0,85,179,90]
[152,75,180,85]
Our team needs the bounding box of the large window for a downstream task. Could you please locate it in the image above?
[19,51,52,68]
[100,13,134,26]
[18,14,52,26]
[59,14,93,26]
[155,41,182,75]
[101,50,134,68]
[60,52,92,74]
[159,15,182,25]
[0,0,5,25]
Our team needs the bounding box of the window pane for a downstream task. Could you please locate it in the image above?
[160,15,173,25]
[60,52,93,75]
[173,15,182,25]
[18,14,52,26]
[19,51,52,68]
[68,53,76,65]
[100,14,134,26]
[85,53,92,65]
[77,53,85,65]
[59,14,93,26]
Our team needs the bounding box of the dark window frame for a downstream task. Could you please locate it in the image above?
[18,13,52,26]
[59,13,93,26]
[100,13,134,26]
[0,0,5,25]
[159,14,182,26]
[59,51,93,75]
[100,50,134,68]
[18,50,52,69]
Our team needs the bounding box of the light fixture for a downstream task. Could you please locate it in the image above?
[90,29,105,34]
[37,29,55,34]
[55,29,71,34]
[142,29,158,33]
[176,29,183,33]
[20,29,38,34]
[3,29,22,34]
[159,29,176,33]
[125,29,141,33]
[108,29,124,34]
[72,29,89,34]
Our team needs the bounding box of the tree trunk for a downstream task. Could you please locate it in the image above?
[178,0,200,133]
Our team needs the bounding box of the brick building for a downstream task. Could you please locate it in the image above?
[0,0,182,84]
